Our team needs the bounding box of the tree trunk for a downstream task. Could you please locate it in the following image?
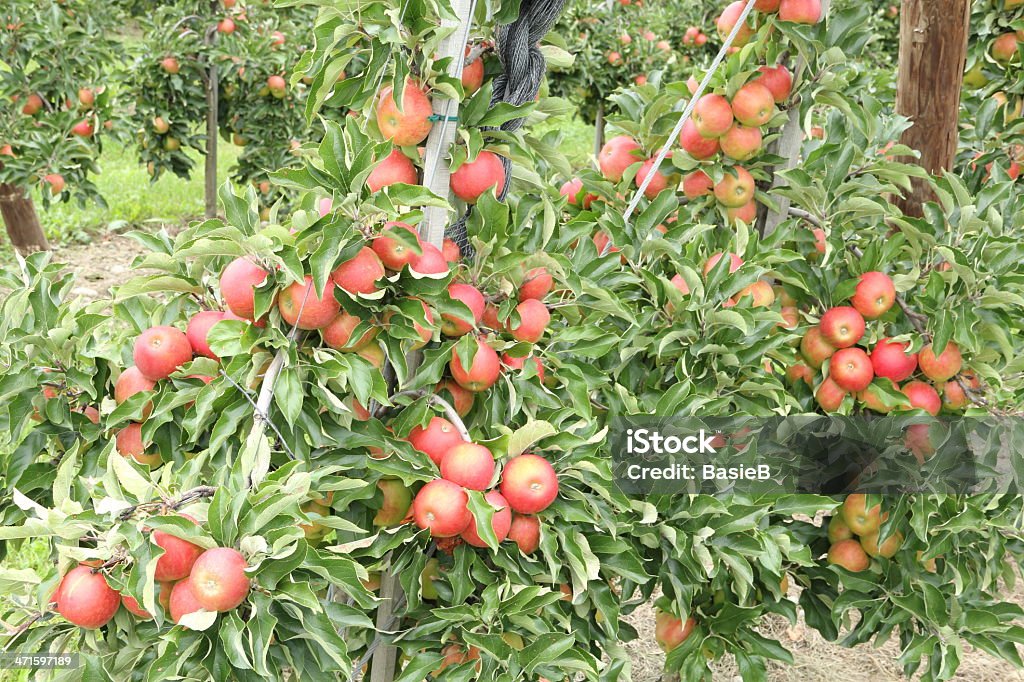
[894,0,971,217]
[593,101,605,158]
[0,183,49,254]
[204,0,220,219]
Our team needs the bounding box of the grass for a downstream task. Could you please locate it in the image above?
[533,115,597,169]
[0,538,51,682]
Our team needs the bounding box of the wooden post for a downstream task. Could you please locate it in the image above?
[419,0,473,249]
[593,101,605,158]
[894,0,971,217]
[0,183,49,254]
[204,1,220,219]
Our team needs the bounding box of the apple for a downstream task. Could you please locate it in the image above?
[442,239,461,263]
[152,515,204,582]
[440,442,495,490]
[72,120,94,137]
[904,423,936,464]
[507,514,541,553]
[827,514,853,543]
[367,148,418,192]
[918,342,962,382]
[134,326,192,381]
[434,644,481,676]
[991,33,1019,63]
[755,0,782,11]
[800,326,836,368]
[169,577,204,625]
[459,490,512,547]
[116,423,163,467]
[559,178,596,208]
[520,267,553,301]
[185,310,227,361]
[827,539,870,572]
[441,283,485,336]
[679,119,721,160]
[755,64,793,103]
[499,453,558,514]
[851,271,896,319]
[376,82,431,146]
[901,380,941,416]
[720,124,763,161]
[435,380,475,417]
[598,135,643,181]
[356,343,385,369]
[55,565,120,629]
[731,280,775,307]
[870,338,917,382]
[713,166,755,207]
[278,276,341,330]
[815,376,846,411]
[450,336,501,392]
[190,547,249,612]
[322,310,376,351]
[451,151,506,203]
[682,170,713,198]
[271,30,286,46]
[669,274,691,298]
[408,416,466,466]
[860,530,903,558]
[267,75,286,98]
[779,305,799,329]
[717,1,754,46]
[509,299,550,343]
[44,173,65,195]
[410,242,450,275]
[160,57,180,74]
[220,257,270,320]
[330,247,385,297]
[786,362,814,386]
[779,0,823,24]
[114,366,156,418]
[217,17,235,34]
[859,378,906,413]
[594,231,623,258]
[655,610,697,652]
[692,93,734,138]
[731,81,775,127]
[372,222,421,271]
[121,593,152,619]
[373,478,413,527]
[829,347,874,392]
[299,500,330,543]
[412,479,472,537]
[819,306,865,348]
[636,157,670,198]
[462,48,485,95]
[842,493,881,535]
[941,373,979,411]
[607,51,623,66]
[703,251,744,276]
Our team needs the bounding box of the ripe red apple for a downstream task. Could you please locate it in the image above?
[21,93,43,116]
[134,326,192,381]
[114,366,156,418]
[679,119,721,160]
[901,380,941,416]
[376,80,433,146]
[509,299,550,343]
[507,514,540,553]
[55,565,120,629]
[851,271,895,319]
[72,120,94,137]
[755,64,793,103]
[713,166,755,207]
[655,610,697,653]
[121,593,152,619]
[726,200,758,226]
[462,47,485,95]
[413,479,472,537]
[410,242,450,276]
[271,30,286,46]
[732,81,775,127]
[185,310,226,361]
[499,453,558,514]
[703,251,744,277]
[440,442,495,490]
[918,342,962,382]
[442,238,461,263]
[322,310,376,351]
[720,124,763,161]
[991,33,1019,63]
[116,423,163,467]
[731,280,775,307]
[755,0,782,11]
[870,338,917,382]
[819,306,865,348]
[786,362,814,386]
[859,378,906,413]
[435,380,475,417]
[779,0,822,23]
[829,347,874,392]
[636,158,670,198]
[367,148,418,192]
[152,515,203,582]
[828,539,870,572]
[717,1,754,46]
[460,491,512,547]
[266,74,286,98]
[43,173,65,195]
[408,416,466,466]
[692,93,734,138]
[331,246,385,296]
[217,17,236,33]
[682,170,713,199]
[815,376,847,412]
[599,135,643,181]
[442,283,485,336]
[190,548,249,612]
[278,276,341,330]
[669,273,691,297]
[520,267,553,301]
[356,343,385,369]
[940,373,979,411]
[169,576,204,624]
[559,178,595,208]
[373,478,413,526]
[800,326,836,368]
[451,151,506,204]
[220,257,269,320]
[450,336,501,392]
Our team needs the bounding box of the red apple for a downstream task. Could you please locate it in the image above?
[779,0,822,23]
[851,271,896,319]
[720,124,763,161]
[189,547,250,612]
[682,170,714,198]
[819,306,865,348]
[692,93,734,138]
[442,283,486,336]
[152,515,204,582]
[450,336,501,392]
[801,326,836,368]
[367,149,418,192]
[440,442,495,490]
[278,276,341,330]
[509,299,550,343]
[870,338,918,382]
[322,310,376,351]
[713,166,755,207]
[829,347,874,392]
[731,81,775,127]
[901,381,941,416]
[169,577,205,624]
[55,565,120,629]
[717,1,754,46]
[679,119,721,160]
[332,246,385,296]
[134,326,193,381]
[412,479,472,537]
[598,135,643,182]
[186,310,227,361]
[410,242,450,276]
[220,257,269,321]
[499,453,558,514]
[755,65,793,103]
[507,514,541,553]
[918,342,962,382]
[520,267,553,301]
[376,79,433,146]
[450,151,506,204]
[408,416,466,466]
[114,366,156,418]
[460,490,512,547]
[815,376,847,412]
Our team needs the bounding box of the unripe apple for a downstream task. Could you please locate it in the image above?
[441,442,495,490]
[731,81,775,127]
[278,276,341,330]
[918,342,962,382]
[713,166,755,207]
[819,306,865,348]
[152,515,203,582]
[55,565,120,629]
[442,283,485,336]
[901,380,941,416]
[717,1,754,46]
[373,478,413,527]
[520,267,553,301]
[870,338,917,382]
[598,135,642,182]
[800,326,836,368]
[779,0,823,24]
[827,514,853,543]
[679,119,721,160]
[499,453,558,514]
[169,577,204,625]
[413,478,472,537]
[940,372,979,411]
[451,151,506,204]
[682,170,713,198]
[755,64,793,103]
[450,336,501,392]
[829,347,874,392]
[367,149,418,192]
[408,416,466,466]
[332,246,385,296]
[827,539,870,572]
[267,74,286,98]
[190,547,249,612]
[720,124,763,161]
[220,257,269,320]
[991,33,1019,63]
[356,343,385,369]
[507,514,541,553]
[692,94,734,138]
[509,299,550,343]
[815,376,847,411]
[114,366,156,419]
[134,326,192,381]
[841,493,881,535]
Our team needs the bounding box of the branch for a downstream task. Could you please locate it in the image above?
[383,389,472,441]
[116,485,217,521]
[787,206,824,229]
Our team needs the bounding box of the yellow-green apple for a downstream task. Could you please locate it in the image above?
[373,478,413,526]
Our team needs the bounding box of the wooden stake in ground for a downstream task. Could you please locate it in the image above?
[894,0,971,217]
[0,183,50,254]
[204,2,220,220]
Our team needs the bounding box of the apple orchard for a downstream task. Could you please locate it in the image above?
[1,0,1024,681]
